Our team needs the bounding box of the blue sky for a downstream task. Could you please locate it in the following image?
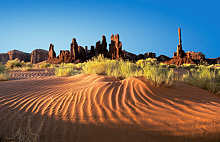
[0,0,219,58]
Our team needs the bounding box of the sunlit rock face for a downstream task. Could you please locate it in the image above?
[166,28,207,65]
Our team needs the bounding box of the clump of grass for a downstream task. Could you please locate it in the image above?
[38,62,51,69]
[136,58,158,68]
[143,65,174,87]
[83,55,141,79]
[5,58,24,69]
[0,63,9,81]
[181,63,197,70]
[55,63,81,77]
[182,66,219,93]
[82,55,174,86]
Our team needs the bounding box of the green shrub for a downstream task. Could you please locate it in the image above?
[181,64,197,70]
[168,64,177,69]
[182,66,219,93]
[136,58,158,68]
[143,65,174,87]
[39,62,51,69]
[0,72,9,81]
[55,67,81,77]
[5,58,23,69]
[0,63,6,73]
[83,55,141,79]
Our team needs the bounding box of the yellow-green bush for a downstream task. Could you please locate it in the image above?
[182,66,219,93]
[143,65,174,87]
[83,55,141,79]
[5,58,24,69]
[136,58,158,68]
[55,67,81,77]
[0,63,9,81]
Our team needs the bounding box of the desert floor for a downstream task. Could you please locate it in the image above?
[0,71,220,142]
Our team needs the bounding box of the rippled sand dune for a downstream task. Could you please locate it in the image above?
[0,74,220,142]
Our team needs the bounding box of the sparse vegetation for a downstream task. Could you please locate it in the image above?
[0,63,9,81]
[1,56,220,93]
[5,58,24,69]
[55,63,81,77]
[182,66,220,93]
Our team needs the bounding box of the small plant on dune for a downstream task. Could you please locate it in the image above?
[55,63,81,77]
[0,63,9,81]
[5,58,24,69]
[38,62,51,69]
[105,60,141,79]
[181,63,197,70]
[136,58,158,68]
[83,55,141,79]
[182,66,219,93]
[82,55,108,75]
[143,65,174,87]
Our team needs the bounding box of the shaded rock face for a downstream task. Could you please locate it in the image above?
[8,50,30,62]
[48,44,56,60]
[157,55,170,62]
[0,53,9,64]
[47,34,157,63]
[95,35,108,57]
[70,38,79,61]
[206,57,220,64]
[122,50,137,61]
[31,49,48,64]
[186,52,205,61]
[109,34,123,59]
[48,38,87,64]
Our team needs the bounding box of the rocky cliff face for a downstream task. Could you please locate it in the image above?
[109,34,123,59]
[8,50,31,62]
[0,53,9,64]
[31,49,48,64]
[48,34,134,64]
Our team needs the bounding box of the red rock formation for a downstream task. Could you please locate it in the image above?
[70,38,79,61]
[186,51,205,60]
[31,49,48,64]
[8,50,30,62]
[166,28,206,65]
[48,44,56,60]
[109,34,123,59]
[95,35,108,57]
[58,50,71,63]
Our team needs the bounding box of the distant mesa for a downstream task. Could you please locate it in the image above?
[0,29,219,65]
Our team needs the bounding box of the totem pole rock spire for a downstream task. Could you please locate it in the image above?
[178,27,182,46]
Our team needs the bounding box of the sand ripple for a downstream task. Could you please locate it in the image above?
[0,74,220,142]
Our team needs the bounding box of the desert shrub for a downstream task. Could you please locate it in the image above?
[39,62,51,69]
[55,67,81,77]
[0,72,9,81]
[143,65,174,87]
[0,64,9,81]
[182,66,219,93]
[168,64,177,69]
[0,63,6,73]
[136,58,158,68]
[83,55,141,79]
[5,58,23,69]
[105,60,141,78]
[181,64,197,70]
